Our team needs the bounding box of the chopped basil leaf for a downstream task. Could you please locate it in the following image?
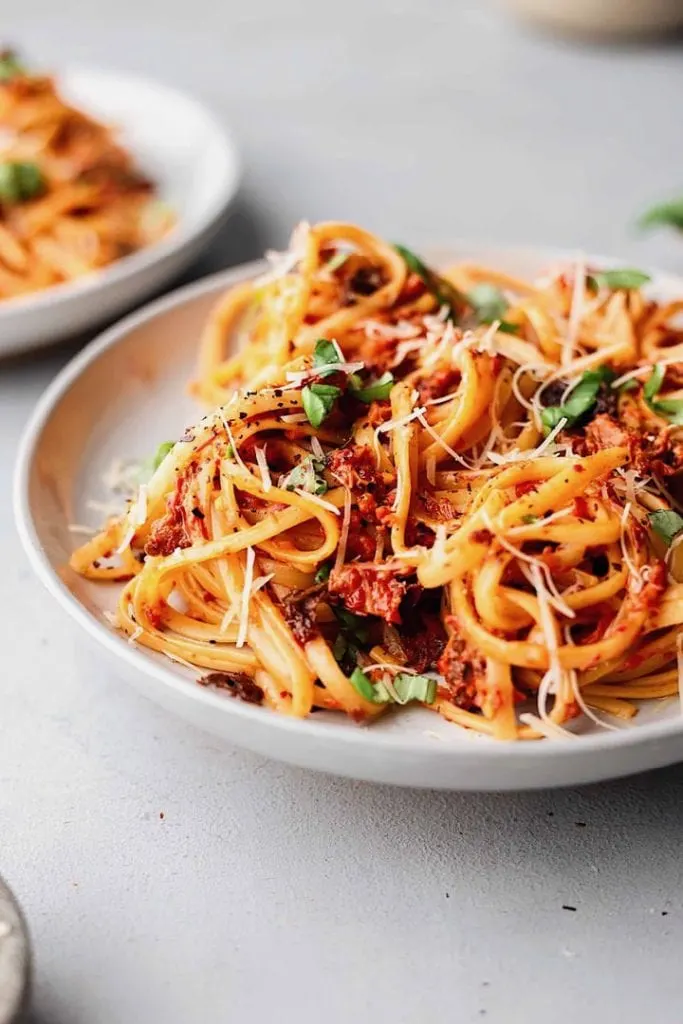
[332,633,348,662]
[312,338,340,371]
[152,440,175,471]
[541,366,615,435]
[301,383,341,428]
[225,443,235,460]
[314,562,332,584]
[639,199,683,233]
[643,363,664,404]
[650,398,683,425]
[619,378,639,394]
[468,283,507,323]
[521,514,538,524]
[0,161,45,204]
[0,50,24,81]
[392,672,437,705]
[348,667,436,705]
[325,251,349,272]
[351,370,394,403]
[393,243,467,320]
[394,243,433,280]
[349,667,382,703]
[463,283,519,333]
[648,509,683,546]
[280,454,328,495]
[497,321,520,335]
[643,364,683,425]
[588,268,651,291]
[333,606,370,643]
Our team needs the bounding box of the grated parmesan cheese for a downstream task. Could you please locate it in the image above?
[255,445,272,492]
[519,712,578,740]
[251,573,275,595]
[611,357,683,390]
[293,489,341,515]
[285,360,364,384]
[334,487,353,572]
[619,502,644,592]
[563,255,586,368]
[164,651,198,671]
[375,405,426,435]
[511,363,550,415]
[562,626,619,733]
[364,319,422,342]
[392,467,402,512]
[481,508,575,619]
[254,220,311,286]
[223,419,250,477]
[220,603,237,635]
[415,411,473,469]
[236,547,256,648]
[486,416,568,467]
[310,436,325,461]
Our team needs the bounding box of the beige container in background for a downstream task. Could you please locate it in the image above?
[502,0,683,37]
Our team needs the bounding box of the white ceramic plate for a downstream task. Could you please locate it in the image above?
[0,67,240,357]
[14,246,683,790]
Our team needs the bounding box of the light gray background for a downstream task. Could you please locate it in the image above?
[3,3,683,1022]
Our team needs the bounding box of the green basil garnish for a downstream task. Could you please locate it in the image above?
[467,282,520,335]
[314,562,332,584]
[348,667,437,705]
[540,366,615,435]
[643,364,683,425]
[0,50,24,82]
[351,371,394,403]
[333,606,370,644]
[312,338,341,373]
[639,199,683,233]
[648,509,683,547]
[348,667,379,703]
[280,454,328,495]
[391,672,437,704]
[394,243,467,321]
[619,378,639,394]
[152,440,175,471]
[324,251,349,272]
[467,283,507,323]
[588,268,651,291]
[0,161,45,204]
[301,383,341,428]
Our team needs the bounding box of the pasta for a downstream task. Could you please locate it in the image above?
[0,49,173,299]
[71,220,683,740]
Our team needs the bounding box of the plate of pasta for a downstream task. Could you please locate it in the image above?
[0,49,239,355]
[14,221,683,789]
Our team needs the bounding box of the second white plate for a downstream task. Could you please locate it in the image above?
[0,66,240,356]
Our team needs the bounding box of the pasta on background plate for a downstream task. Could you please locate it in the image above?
[71,221,683,741]
[0,48,173,300]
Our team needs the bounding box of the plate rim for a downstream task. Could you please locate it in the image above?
[0,64,241,318]
[13,247,683,773]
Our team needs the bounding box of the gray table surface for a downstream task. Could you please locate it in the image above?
[3,3,683,1022]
